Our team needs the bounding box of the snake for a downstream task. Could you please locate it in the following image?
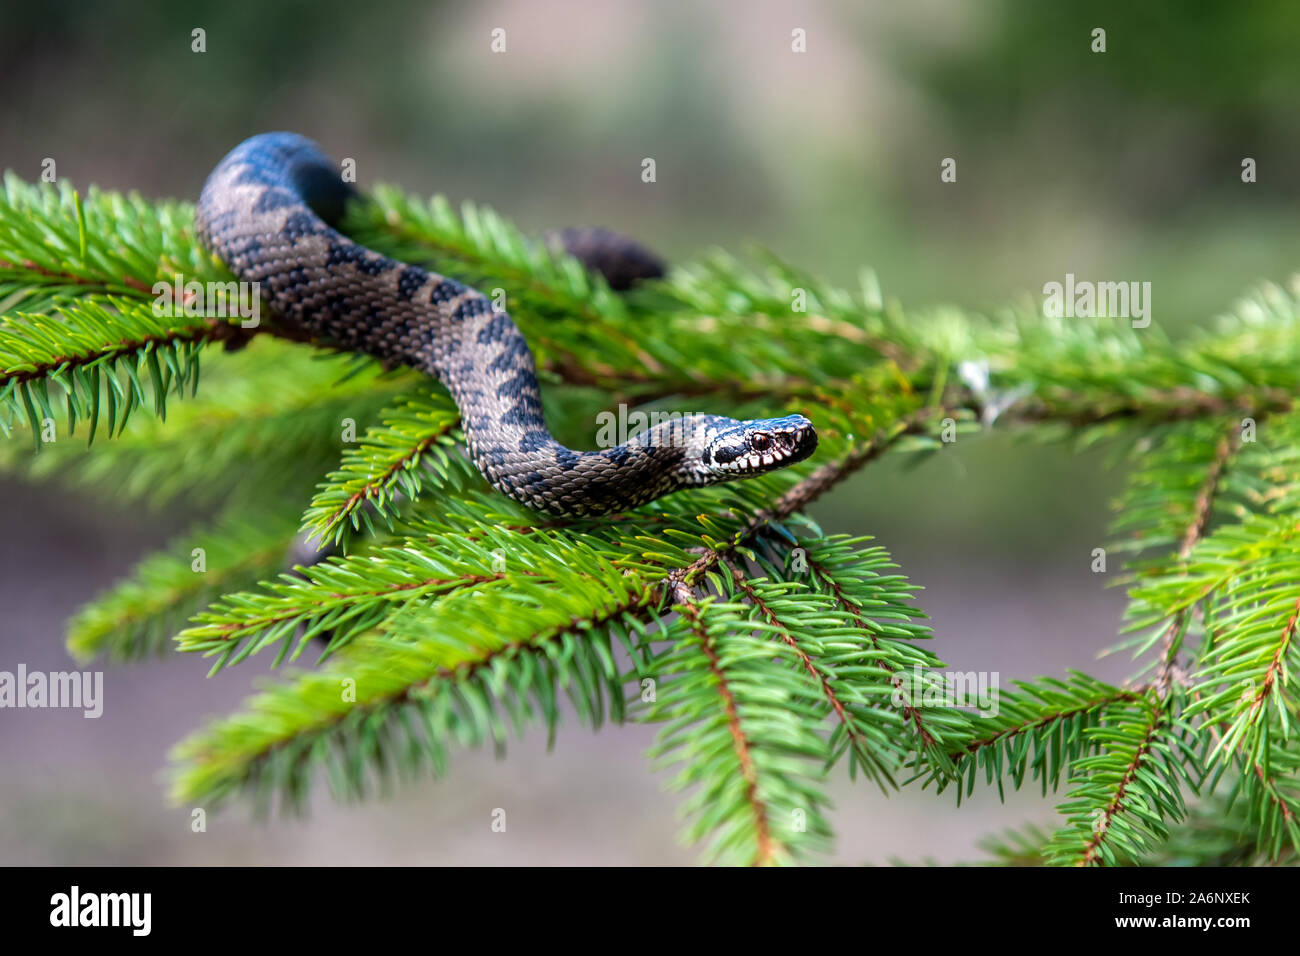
[195,132,817,517]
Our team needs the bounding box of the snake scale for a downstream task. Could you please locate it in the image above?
[196,132,817,516]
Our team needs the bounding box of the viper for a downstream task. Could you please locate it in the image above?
[195,132,817,516]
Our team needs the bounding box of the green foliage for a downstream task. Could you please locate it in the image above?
[1176,515,1300,762]
[1145,789,1299,867]
[0,173,233,447]
[0,172,219,314]
[0,338,414,510]
[300,385,468,549]
[169,543,653,812]
[639,595,835,865]
[3,169,1300,865]
[0,298,206,448]
[774,536,968,787]
[972,822,1054,867]
[68,507,302,662]
[1044,691,1202,866]
[933,672,1146,803]
[348,187,632,329]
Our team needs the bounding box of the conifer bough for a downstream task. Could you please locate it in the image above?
[1,155,1298,865]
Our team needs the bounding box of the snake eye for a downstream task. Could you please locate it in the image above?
[750,432,772,452]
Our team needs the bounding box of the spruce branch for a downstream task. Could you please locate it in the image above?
[1181,657,1300,859]
[724,562,905,791]
[1145,790,1299,866]
[662,248,918,370]
[938,675,1150,802]
[640,588,834,865]
[789,537,967,781]
[345,188,665,377]
[1046,692,1201,866]
[1236,742,1300,858]
[0,173,220,314]
[175,526,629,672]
[8,167,1300,866]
[170,566,656,812]
[676,589,779,865]
[1,338,412,510]
[299,385,468,549]
[1154,423,1243,695]
[1135,514,1300,765]
[0,299,213,446]
[67,508,302,662]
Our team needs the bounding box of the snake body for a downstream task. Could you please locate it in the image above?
[195,133,816,516]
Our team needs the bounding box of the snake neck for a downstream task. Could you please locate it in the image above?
[376,284,721,516]
[461,409,733,517]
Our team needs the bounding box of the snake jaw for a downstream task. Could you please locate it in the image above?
[698,414,817,481]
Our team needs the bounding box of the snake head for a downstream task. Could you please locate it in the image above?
[701,414,818,479]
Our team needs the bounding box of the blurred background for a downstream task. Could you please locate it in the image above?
[3,0,1299,864]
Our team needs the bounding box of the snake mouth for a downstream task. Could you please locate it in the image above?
[771,418,817,470]
[789,421,818,463]
[703,414,818,477]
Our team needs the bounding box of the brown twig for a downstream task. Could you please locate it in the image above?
[724,562,879,769]
[1155,427,1243,697]
[1078,700,1166,866]
[670,581,777,866]
[953,689,1148,758]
